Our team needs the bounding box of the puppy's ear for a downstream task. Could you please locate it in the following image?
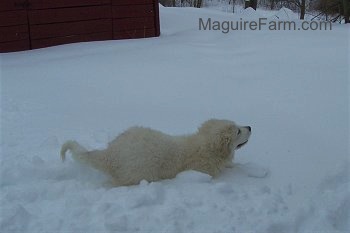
[221,136,233,150]
[214,126,235,157]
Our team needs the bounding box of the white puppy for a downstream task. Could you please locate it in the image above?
[61,119,251,186]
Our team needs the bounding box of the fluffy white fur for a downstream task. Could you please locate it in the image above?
[60,119,251,186]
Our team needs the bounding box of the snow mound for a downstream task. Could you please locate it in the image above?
[174,170,212,183]
[270,7,297,20]
[240,7,262,18]
[236,162,269,178]
[265,163,350,232]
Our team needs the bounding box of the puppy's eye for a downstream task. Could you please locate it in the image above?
[237,129,241,135]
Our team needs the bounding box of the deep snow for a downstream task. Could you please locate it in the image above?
[1,6,349,233]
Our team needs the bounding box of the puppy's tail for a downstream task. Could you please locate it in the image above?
[60,140,88,162]
[60,140,107,172]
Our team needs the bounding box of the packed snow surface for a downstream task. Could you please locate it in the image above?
[1,6,349,233]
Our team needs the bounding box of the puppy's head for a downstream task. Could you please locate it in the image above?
[199,119,252,156]
[232,125,251,150]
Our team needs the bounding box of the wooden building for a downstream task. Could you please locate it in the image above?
[0,0,160,52]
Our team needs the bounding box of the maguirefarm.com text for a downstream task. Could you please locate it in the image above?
[199,18,332,33]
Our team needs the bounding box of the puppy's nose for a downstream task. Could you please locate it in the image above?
[246,126,251,132]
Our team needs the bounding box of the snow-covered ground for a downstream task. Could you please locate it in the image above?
[1,6,349,233]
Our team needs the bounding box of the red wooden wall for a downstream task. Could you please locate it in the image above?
[0,0,160,52]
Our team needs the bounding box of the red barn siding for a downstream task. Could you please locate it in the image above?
[0,5,30,52]
[28,0,112,10]
[0,10,28,26]
[30,19,112,40]
[31,31,112,49]
[114,28,156,40]
[0,40,30,52]
[0,0,20,12]
[0,0,160,52]
[28,5,112,24]
[0,25,29,41]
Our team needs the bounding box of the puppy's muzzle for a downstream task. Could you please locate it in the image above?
[237,141,248,149]
[237,126,251,149]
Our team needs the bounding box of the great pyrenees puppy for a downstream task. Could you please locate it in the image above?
[60,119,251,186]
